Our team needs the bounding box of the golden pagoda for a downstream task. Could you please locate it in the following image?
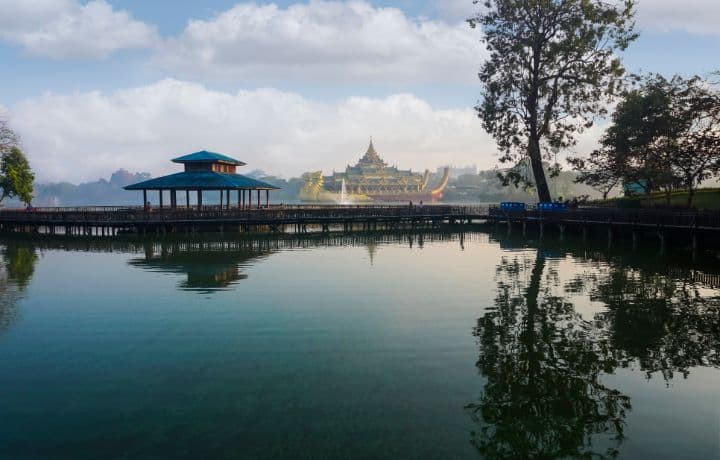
[299,140,449,203]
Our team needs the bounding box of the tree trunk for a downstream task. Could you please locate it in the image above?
[687,184,695,208]
[528,136,552,202]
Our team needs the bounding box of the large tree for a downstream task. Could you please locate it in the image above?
[470,0,637,202]
[577,74,720,206]
[576,76,676,197]
[0,146,35,206]
[666,76,720,206]
[0,117,18,157]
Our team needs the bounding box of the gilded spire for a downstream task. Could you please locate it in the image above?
[358,138,386,168]
[367,138,377,156]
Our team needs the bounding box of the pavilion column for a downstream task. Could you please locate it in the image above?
[186,190,190,209]
[198,190,203,208]
[242,190,246,209]
[171,190,177,209]
[257,189,261,208]
[143,190,147,210]
[220,189,224,208]
[238,190,241,208]
[226,190,231,209]
[266,189,269,207]
[159,190,164,209]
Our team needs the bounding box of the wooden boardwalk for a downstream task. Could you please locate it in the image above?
[488,207,720,231]
[0,204,718,242]
[487,206,720,252]
[0,204,487,236]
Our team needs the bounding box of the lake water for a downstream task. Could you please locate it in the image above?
[0,230,718,459]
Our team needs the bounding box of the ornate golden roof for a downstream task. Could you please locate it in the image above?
[356,139,387,168]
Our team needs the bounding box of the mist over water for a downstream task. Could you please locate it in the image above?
[0,231,718,459]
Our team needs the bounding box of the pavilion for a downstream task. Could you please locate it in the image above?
[124,151,279,209]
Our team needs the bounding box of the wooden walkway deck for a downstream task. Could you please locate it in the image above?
[0,204,487,236]
[488,207,720,231]
[0,204,718,241]
[487,206,720,252]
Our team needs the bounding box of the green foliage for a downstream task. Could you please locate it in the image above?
[0,117,35,206]
[599,188,720,210]
[470,0,637,202]
[576,74,720,206]
[1,146,35,205]
[0,117,18,157]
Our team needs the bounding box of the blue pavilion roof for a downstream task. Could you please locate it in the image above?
[172,151,246,166]
[124,171,279,191]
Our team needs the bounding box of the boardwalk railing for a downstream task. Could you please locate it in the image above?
[488,206,720,230]
[3,204,719,235]
[0,204,489,226]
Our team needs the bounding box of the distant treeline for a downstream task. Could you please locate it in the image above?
[442,168,602,203]
[4,167,606,208]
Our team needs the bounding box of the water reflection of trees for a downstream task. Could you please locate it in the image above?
[468,245,720,459]
[0,243,38,332]
[467,250,630,459]
[585,266,720,380]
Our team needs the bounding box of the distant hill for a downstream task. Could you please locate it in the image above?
[4,169,151,208]
[3,169,304,207]
[0,165,652,208]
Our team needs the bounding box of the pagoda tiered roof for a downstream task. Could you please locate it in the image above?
[124,171,278,191]
[172,151,247,166]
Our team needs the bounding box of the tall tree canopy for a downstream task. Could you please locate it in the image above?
[0,117,18,157]
[574,74,720,206]
[0,147,35,206]
[0,117,35,206]
[470,0,637,202]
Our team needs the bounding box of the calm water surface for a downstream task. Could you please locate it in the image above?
[0,231,718,459]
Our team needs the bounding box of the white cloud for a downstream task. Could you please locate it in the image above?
[9,79,496,183]
[637,0,720,35]
[0,0,158,58]
[155,0,482,83]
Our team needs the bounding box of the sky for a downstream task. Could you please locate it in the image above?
[0,0,718,183]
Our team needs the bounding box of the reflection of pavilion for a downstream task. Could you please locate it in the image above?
[128,242,273,293]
